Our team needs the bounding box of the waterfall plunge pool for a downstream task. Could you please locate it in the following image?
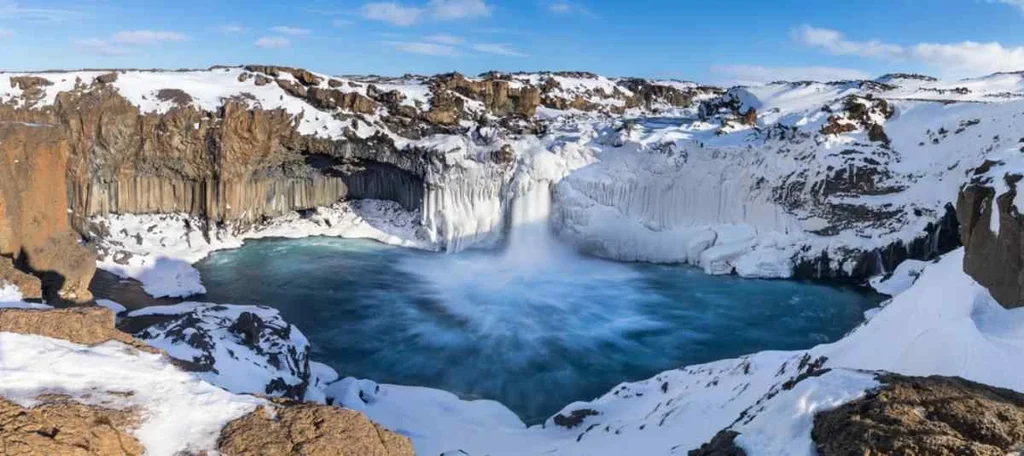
[194,235,882,424]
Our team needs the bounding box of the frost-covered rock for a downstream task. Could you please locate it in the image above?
[122,303,312,399]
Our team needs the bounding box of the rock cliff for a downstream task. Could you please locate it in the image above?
[0,122,95,303]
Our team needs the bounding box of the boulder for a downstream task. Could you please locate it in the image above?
[0,396,142,456]
[813,374,1024,455]
[0,307,154,351]
[217,403,414,456]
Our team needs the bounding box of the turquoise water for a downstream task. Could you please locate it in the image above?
[195,236,880,423]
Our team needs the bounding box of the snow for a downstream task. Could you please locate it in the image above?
[126,302,311,397]
[95,298,128,314]
[869,259,930,296]
[0,332,262,456]
[94,199,431,297]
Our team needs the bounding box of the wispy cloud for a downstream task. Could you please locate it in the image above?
[0,27,12,37]
[362,0,492,26]
[989,0,1024,13]
[363,2,423,26]
[472,43,527,56]
[333,18,355,27]
[75,38,134,56]
[385,40,459,56]
[792,25,902,59]
[216,24,246,34]
[711,64,871,85]
[543,1,594,17]
[111,30,188,45]
[74,30,188,56]
[255,36,291,49]
[793,24,1024,76]
[0,1,83,23]
[270,26,311,36]
[429,0,492,20]
[426,33,464,45]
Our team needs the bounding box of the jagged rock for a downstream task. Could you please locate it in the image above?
[433,72,541,117]
[217,403,414,456]
[122,304,312,398]
[94,72,118,84]
[688,430,746,456]
[254,74,271,86]
[0,123,95,303]
[0,396,142,456]
[155,88,194,106]
[0,307,155,351]
[958,163,1023,308]
[9,76,53,90]
[0,257,42,300]
[813,375,1024,455]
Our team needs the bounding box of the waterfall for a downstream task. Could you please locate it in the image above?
[504,180,562,265]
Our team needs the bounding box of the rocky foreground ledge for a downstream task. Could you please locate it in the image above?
[0,306,413,456]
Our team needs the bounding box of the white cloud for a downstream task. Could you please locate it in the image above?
[989,0,1024,13]
[426,33,464,44]
[255,36,290,49]
[111,30,188,45]
[217,24,246,34]
[544,1,593,17]
[792,25,902,59]
[74,30,187,56]
[711,64,872,85]
[428,0,491,19]
[333,18,355,27]
[361,0,491,25]
[793,24,1024,76]
[74,38,133,56]
[270,26,311,36]
[0,28,12,37]
[472,43,527,57]
[363,2,423,26]
[385,40,458,56]
[0,1,82,22]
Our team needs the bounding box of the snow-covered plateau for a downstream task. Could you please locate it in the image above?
[6,66,1024,454]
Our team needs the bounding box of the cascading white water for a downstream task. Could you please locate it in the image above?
[504,180,566,265]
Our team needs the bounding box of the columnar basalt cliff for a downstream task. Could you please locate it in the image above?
[3,65,1015,295]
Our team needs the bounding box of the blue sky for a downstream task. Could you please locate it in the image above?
[4,0,1024,83]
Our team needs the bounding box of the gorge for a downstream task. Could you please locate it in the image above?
[3,65,1024,455]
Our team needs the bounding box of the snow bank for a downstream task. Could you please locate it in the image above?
[0,332,262,455]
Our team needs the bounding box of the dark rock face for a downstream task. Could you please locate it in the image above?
[813,374,1024,456]
[957,162,1023,308]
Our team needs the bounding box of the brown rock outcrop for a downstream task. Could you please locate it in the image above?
[0,307,155,351]
[0,256,42,300]
[218,403,414,456]
[0,122,95,302]
[433,72,541,118]
[0,396,142,456]
[957,162,1023,308]
[813,374,1024,456]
